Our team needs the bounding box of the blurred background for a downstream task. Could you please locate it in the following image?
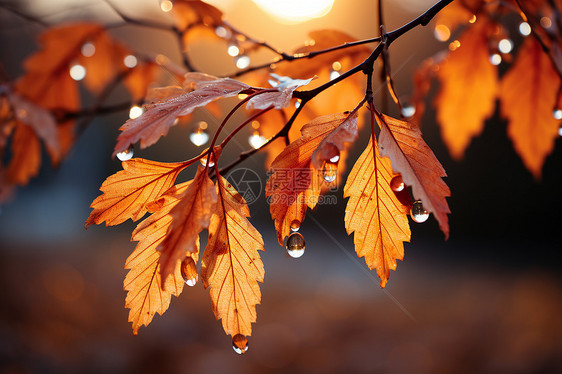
[1,0,561,373]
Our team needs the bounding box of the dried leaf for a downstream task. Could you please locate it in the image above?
[158,166,216,286]
[125,181,194,334]
[266,112,353,243]
[5,122,41,186]
[201,175,264,337]
[246,74,314,110]
[85,159,189,227]
[435,20,498,159]
[378,114,451,238]
[344,137,411,287]
[114,75,249,155]
[499,38,561,178]
[311,111,358,169]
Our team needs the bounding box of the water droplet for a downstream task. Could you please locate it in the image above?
[123,55,138,68]
[129,105,144,119]
[200,156,215,168]
[117,147,134,161]
[434,24,451,42]
[69,64,86,81]
[553,109,562,120]
[81,42,95,57]
[227,44,240,57]
[286,232,305,258]
[401,105,416,118]
[322,162,337,183]
[390,175,405,192]
[519,22,531,36]
[235,55,251,69]
[181,257,198,287]
[190,126,209,146]
[248,131,266,149]
[329,69,341,80]
[498,39,513,54]
[290,220,300,232]
[329,154,340,163]
[410,200,429,223]
[232,334,248,354]
[215,26,231,39]
[489,53,502,66]
[294,99,301,108]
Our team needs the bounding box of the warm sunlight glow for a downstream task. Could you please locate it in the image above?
[252,0,334,24]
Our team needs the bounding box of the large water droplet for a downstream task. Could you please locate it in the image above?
[410,200,429,223]
[290,220,300,232]
[286,232,305,258]
[117,147,134,161]
[181,257,198,287]
[322,162,337,183]
[232,334,248,354]
[390,175,405,192]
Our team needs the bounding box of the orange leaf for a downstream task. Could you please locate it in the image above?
[311,110,358,169]
[378,114,451,238]
[344,137,411,288]
[266,112,356,244]
[85,159,189,227]
[5,122,41,186]
[124,181,194,334]
[171,0,223,31]
[114,74,249,156]
[499,38,561,178]
[158,165,216,286]
[435,19,498,159]
[201,175,264,337]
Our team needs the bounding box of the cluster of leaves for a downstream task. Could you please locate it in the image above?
[1,0,560,350]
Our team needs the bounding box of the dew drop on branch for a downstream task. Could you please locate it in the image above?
[410,200,429,223]
[286,232,305,258]
[117,147,134,161]
[232,334,248,354]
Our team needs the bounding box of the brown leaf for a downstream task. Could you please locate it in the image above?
[435,20,498,159]
[85,159,189,227]
[114,74,249,156]
[201,175,264,337]
[311,111,358,169]
[125,181,194,334]
[5,122,41,186]
[158,165,216,286]
[344,137,411,287]
[266,112,353,244]
[378,114,451,238]
[246,74,314,110]
[499,38,561,178]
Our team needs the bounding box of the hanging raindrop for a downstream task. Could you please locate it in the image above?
[286,232,305,258]
[290,220,300,232]
[410,200,429,223]
[181,257,198,287]
[322,161,337,183]
[117,147,134,161]
[200,156,215,168]
[232,334,248,354]
[390,175,405,192]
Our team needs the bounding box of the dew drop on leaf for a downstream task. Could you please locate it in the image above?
[181,257,198,287]
[232,334,248,354]
[390,175,405,192]
[290,220,300,232]
[117,147,134,161]
[410,200,429,223]
[329,154,340,163]
[129,105,144,119]
[200,157,215,168]
[286,232,305,258]
[322,161,337,183]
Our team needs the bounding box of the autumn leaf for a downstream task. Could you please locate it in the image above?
[344,137,411,288]
[124,181,194,334]
[201,174,264,338]
[499,38,561,178]
[377,113,451,238]
[246,74,314,110]
[311,110,358,168]
[266,112,357,243]
[5,122,41,186]
[85,158,189,227]
[114,74,250,155]
[158,165,216,286]
[435,19,498,159]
